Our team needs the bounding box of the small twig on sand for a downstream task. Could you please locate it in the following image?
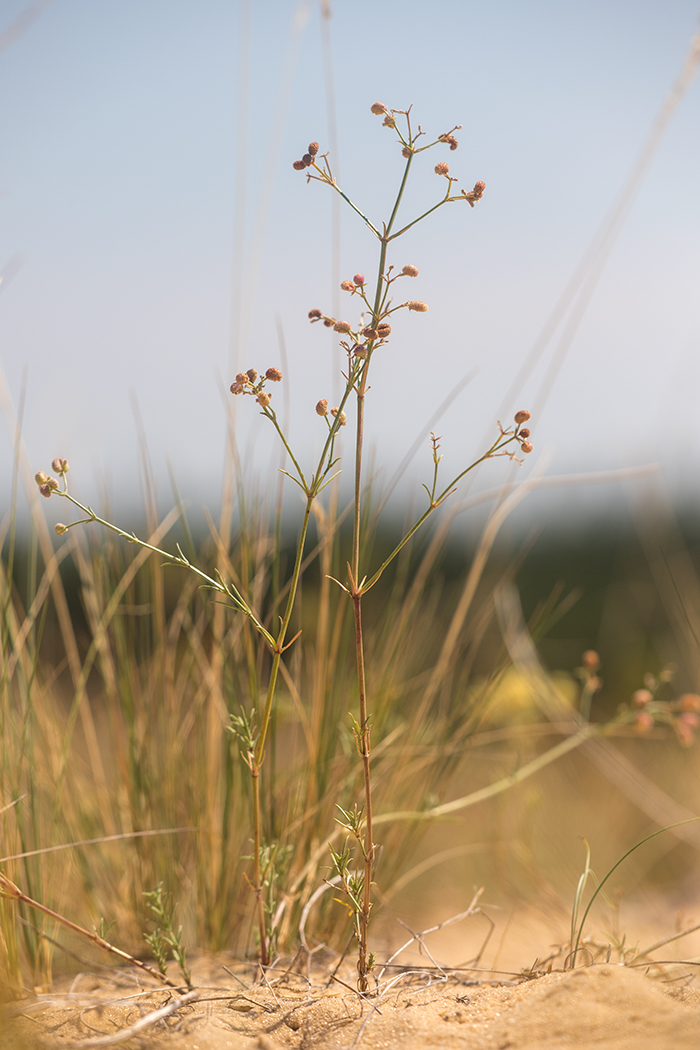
[69,990,199,1047]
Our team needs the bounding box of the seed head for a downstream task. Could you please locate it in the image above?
[462,181,486,206]
[315,399,328,416]
[370,102,387,115]
[330,407,347,426]
[308,142,319,156]
[333,321,352,334]
[35,471,48,486]
[323,317,335,327]
[235,372,248,384]
[439,132,459,150]
[402,147,412,158]
[293,160,306,171]
[39,484,52,498]
[382,114,396,128]
[519,428,530,438]
[632,688,653,707]
[302,153,313,167]
[514,410,531,424]
[230,382,244,395]
[363,327,378,340]
[52,457,69,475]
[521,441,533,454]
[256,391,271,408]
[408,301,428,312]
[353,274,365,286]
[353,344,368,359]
[341,280,355,292]
[265,367,283,382]
[402,264,419,277]
[246,368,258,383]
[47,477,59,491]
[434,162,450,176]
[55,523,68,535]
[582,650,600,671]
[308,309,322,320]
[377,323,391,338]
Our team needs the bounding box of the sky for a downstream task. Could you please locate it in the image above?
[1,0,699,532]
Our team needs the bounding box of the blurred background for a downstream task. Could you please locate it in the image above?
[1,0,699,518]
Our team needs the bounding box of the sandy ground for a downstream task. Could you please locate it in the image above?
[4,955,700,1050]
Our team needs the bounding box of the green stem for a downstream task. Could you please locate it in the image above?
[362,433,520,593]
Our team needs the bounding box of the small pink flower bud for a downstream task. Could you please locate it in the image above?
[408,301,428,312]
[582,650,600,671]
[631,688,653,707]
[353,344,368,359]
[256,391,271,408]
[371,102,387,115]
[39,484,52,498]
[308,142,319,156]
[353,274,365,286]
[308,309,322,320]
[434,162,450,176]
[634,710,654,734]
[676,714,697,746]
[235,372,248,384]
[55,523,68,535]
[52,457,69,475]
[47,477,59,491]
[265,367,282,382]
[333,321,352,334]
[315,399,328,416]
[521,441,533,454]
[35,471,48,486]
[246,368,258,383]
[402,264,419,277]
[340,280,355,292]
[514,410,531,424]
[230,382,244,395]
[330,407,347,426]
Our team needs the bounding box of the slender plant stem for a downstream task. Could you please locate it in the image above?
[0,872,178,987]
[349,151,415,991]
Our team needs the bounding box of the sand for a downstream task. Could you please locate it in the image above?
[4,959,700,1050]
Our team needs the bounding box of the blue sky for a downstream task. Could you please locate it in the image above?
[1,0,699,527]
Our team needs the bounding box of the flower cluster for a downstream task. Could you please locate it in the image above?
[625,668,700,746]
[462,181,486,207]
[491,411,534,462]
[229,367,283,410]
[292,142,319,171]
[438,130,459,151]
[307,261,427,363]
[35,457,69,499]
